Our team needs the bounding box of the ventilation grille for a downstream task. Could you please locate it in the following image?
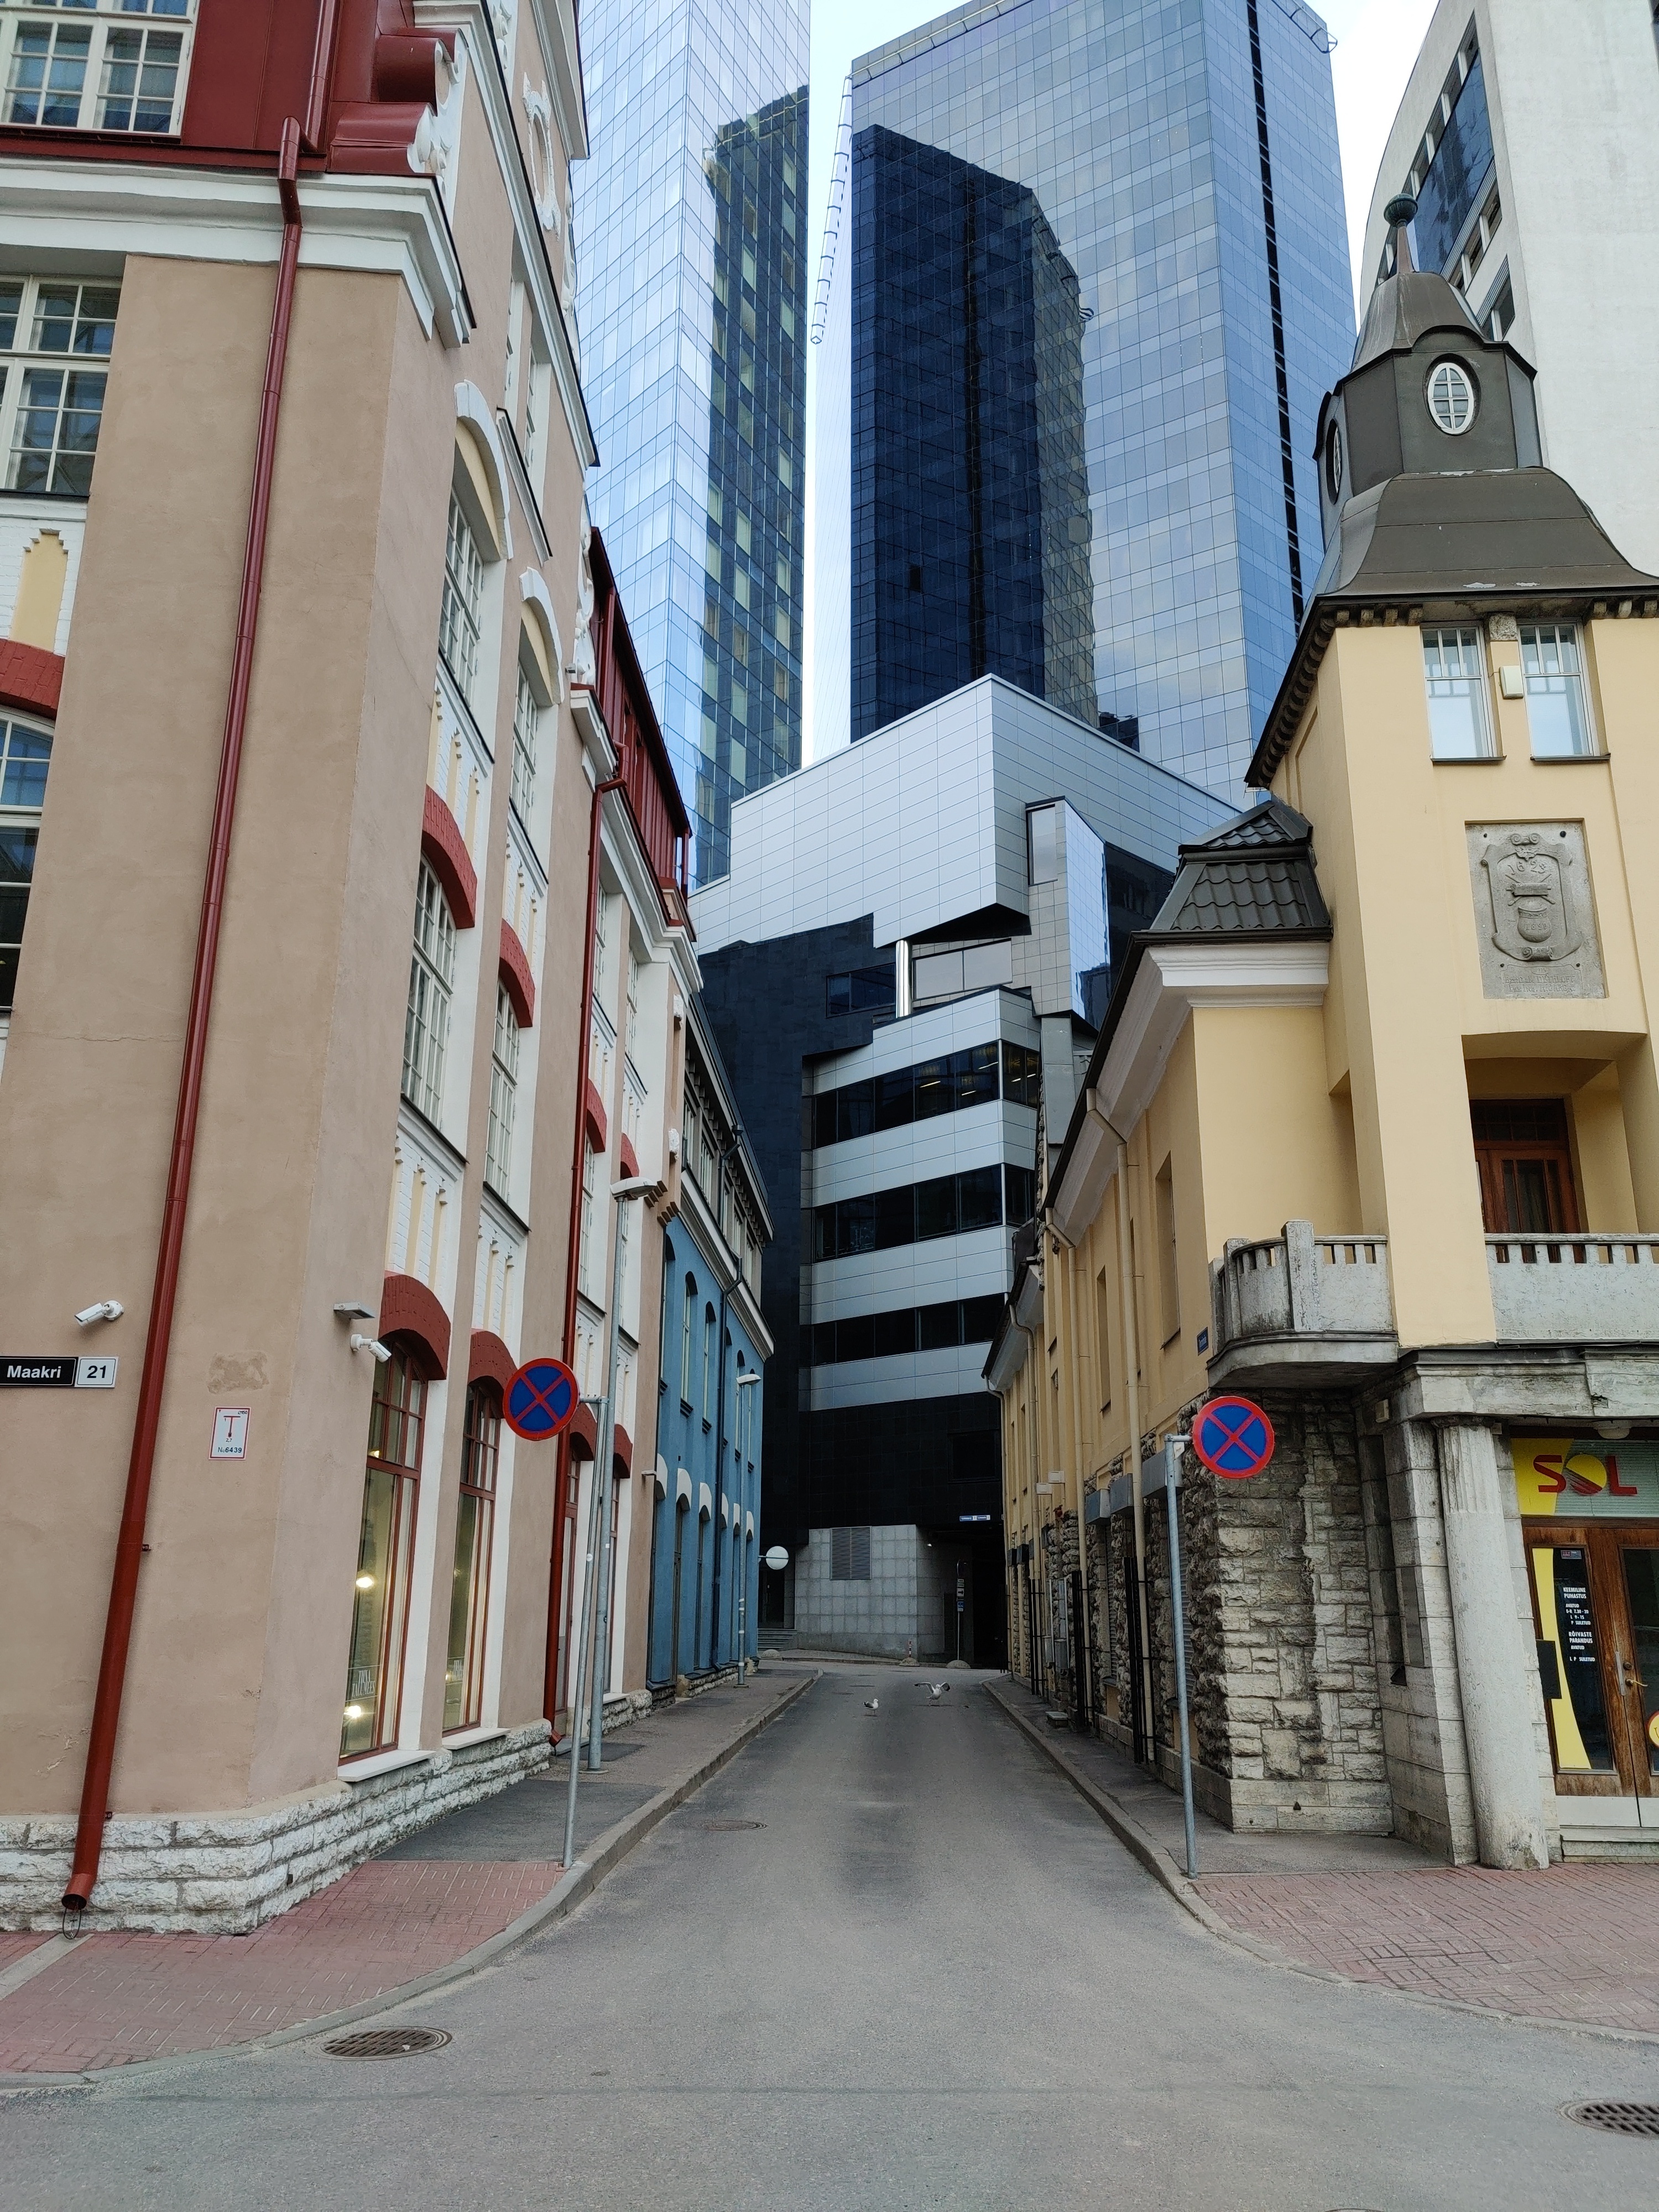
[831,1525,872,1580]
[1564,2103,1659,2138]
[324,2027,451,2059]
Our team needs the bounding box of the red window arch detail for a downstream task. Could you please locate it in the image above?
[583,1079,608,1153]
[567,1401,598,1460]
[499,920,535,1027]
[0,640,62,720]
[618,1134,640,1178]
[613,1425,633,1477]
[379,1271,451,1379]
[421,786,477,928]
[468,1328,516,1393]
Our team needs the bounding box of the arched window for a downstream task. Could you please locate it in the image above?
[439,489,484,705]
[511,650,544,822]
[342,1343,427,1759]
[702,1303,716,1420]
[680,1274,696,1404]
[404,859,456,1120]
[486,983,519,1194]
[445,1381,501,1732]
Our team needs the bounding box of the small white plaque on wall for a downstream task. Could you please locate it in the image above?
[211,1407,250,1460]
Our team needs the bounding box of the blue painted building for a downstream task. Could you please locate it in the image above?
[647,1001,773,1687]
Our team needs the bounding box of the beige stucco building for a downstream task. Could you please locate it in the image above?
[0,2,716,1931]
[989,218,1659,1867]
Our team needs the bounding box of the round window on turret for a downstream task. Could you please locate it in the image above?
[1426,357,1478,435]
[1324,419,1343,502]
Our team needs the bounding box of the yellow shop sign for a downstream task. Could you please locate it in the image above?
[1513,1436,1659,1517]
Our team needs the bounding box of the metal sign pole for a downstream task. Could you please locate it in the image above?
[1164,1441,1198,1880]
[561,1395,608,1869]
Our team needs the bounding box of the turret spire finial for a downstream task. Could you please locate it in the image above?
[1383,193,1417,275]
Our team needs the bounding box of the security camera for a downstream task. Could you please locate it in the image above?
[75,1300,123,1327]
[349,1334,393,1364]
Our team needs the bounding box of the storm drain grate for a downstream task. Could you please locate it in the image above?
[701,1819,766,1831]
[1564,2102,1659,2137]
[324,2027,452,2059]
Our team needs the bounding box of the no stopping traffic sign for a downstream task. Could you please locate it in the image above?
[504,1358,581,1441]
[1192,1395,1275,1479]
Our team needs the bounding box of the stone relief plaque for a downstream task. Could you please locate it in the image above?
[1468,822,1604,999]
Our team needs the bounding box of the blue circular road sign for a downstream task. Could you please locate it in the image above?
[504,1358,580,1441]
[1192,1395,1275,1480]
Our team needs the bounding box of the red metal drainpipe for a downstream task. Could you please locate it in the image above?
[544,760,625,1730]
[62,120,309,1915]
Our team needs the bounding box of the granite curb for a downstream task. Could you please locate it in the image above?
[0,1672,818,2090]
[982,1676,1659,2049]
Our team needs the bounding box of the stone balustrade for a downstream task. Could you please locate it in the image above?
[1208,1219,1396,1385]
[1487,1232,1659,1341]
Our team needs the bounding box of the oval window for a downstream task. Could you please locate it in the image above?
[1426,357,1477,435]
[1324,419,1343,502]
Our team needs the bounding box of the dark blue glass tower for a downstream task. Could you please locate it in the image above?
[851,128,1095,740]
[816,0,1355,797]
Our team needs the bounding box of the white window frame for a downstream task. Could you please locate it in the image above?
[0,274,119,498]
[439,489,484,707]
[510,658,540,823]
[577,1141,599,1300]
[485,981,519,1195]
[403,859,456,1123]
[1519,622,1597,759]
[1422,625,1495,760]
[1,3,196,138]
[0,711,51,1018]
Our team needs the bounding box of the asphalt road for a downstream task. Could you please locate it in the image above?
[5,1667,1658,2210]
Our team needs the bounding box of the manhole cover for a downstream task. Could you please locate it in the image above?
[324,2027,452,2059]
[701,1818,765,1831]
[1564,2102,1659,2138]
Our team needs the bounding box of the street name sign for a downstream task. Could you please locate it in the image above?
[2,1356,119,1389]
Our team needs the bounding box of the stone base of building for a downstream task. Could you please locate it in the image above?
[0,1719,551,1935]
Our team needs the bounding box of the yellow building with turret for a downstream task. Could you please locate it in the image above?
[988,215,1659,1867]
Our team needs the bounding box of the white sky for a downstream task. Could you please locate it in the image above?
[798,0,1439,758]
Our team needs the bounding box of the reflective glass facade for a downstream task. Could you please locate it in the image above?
[819,0,1354,796]
[576,0,809,882]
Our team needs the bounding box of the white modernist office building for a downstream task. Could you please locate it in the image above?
[1366,0,1659,573]
[690,676,1230,1660]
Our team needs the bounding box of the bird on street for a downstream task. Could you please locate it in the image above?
[919,1682,951,1702]
[863,1697,879,1712]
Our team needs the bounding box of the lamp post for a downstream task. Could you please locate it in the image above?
[562,1173,655,1867]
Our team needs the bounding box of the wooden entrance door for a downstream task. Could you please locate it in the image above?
[1525,1521,1659,1796]
[1471,1099,1580,1233]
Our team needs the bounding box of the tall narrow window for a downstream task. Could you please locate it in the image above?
[342,1345,425,1759]
[1520,623,1594,758]
[702,1304,715,1420]
[0,278,119,496]
[510,659,540,821]
[486,982,519,1194]
[0,717,51,1015]
[1422,627,1493,759]
[1472,1099,1580,1234]
[680,1274,696,1403]
[1155,1155,1180,1344]
[445,1383,500,1732]
[439,490,484,706]
[577,1141,599,1298]
[1094,1267,1113,1411]
[403,859,455,1121]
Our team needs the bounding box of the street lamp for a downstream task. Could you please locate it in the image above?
[562,1173,655,1870]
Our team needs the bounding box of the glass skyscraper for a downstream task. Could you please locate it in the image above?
[816,0,1354,796]
[576,0,810,881]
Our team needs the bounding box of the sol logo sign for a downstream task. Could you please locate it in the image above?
[1512,1436,1659,1518]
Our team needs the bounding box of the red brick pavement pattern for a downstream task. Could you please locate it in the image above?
[0,1934,51,1972]
[1198,1865,1659,2033]
[0,1860,561,2075]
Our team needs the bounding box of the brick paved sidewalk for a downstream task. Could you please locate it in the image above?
[989,1675,1659,2037]
[0,1668,812,2077]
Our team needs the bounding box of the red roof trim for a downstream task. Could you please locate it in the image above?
[499,920,535,1027]
[0,639,62,721]
[618,1134,640,1179]
[421,785,477,928]
[613,1425,633,1477]
[380,1272,450,1380]
[468,1329,516,1394]
[568,1401,598,1460]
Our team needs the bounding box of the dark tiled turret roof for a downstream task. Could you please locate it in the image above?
[1150,797,1330,939]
